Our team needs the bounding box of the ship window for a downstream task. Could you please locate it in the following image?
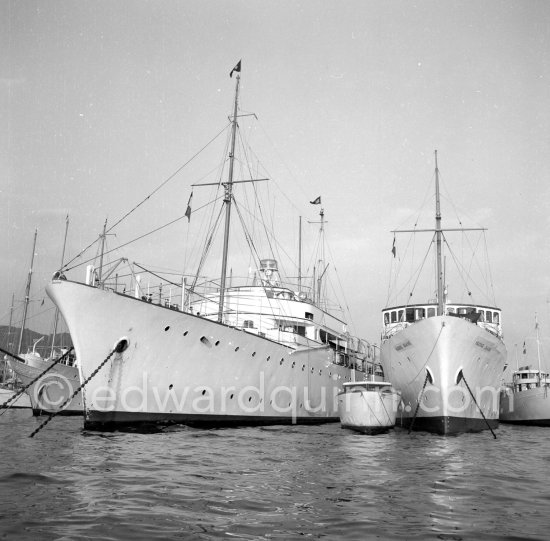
[398,310,404,322]
[493,312,499,324]
[477,310,485,321]
[391,311,397,323]
[416,308,425,320]
[243,320,254,328]
[427,308,436,318]
[305,312,314,320]
[384,313,390,324]
[447,307,455,314]
[486,312,493,323]
[406,308,415,322]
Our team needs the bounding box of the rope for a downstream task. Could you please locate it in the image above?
[408,370,431,434]
[0,346,74,411]
[460,372,497,439]
[29,340,126,438]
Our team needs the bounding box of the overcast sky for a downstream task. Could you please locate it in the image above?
[2,0,549,371]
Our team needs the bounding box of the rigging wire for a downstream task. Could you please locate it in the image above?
[62,123,230,271]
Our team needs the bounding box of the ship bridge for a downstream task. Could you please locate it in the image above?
[382,302,503,340]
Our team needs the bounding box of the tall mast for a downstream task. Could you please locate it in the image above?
[18,228,38,354]
[7,292,14,349]
[434,150,444,316]
[50,215,70,357]
[97,218,107,287]
[298,216,302,292]
[218,71,240,322]
[535,313,541,375]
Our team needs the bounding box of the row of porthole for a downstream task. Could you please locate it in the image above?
[164,324,351,381]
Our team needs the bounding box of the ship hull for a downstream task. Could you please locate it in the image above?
[381,316,506,435]
[0,387,31,409]
[337,386,401,434]
[499,386,550,426]
[8,357,83,416]
[47,280,361,429]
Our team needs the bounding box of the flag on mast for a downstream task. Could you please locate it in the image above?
[230,60,241,78]
[185,191,193,222]
[310,196,321,205]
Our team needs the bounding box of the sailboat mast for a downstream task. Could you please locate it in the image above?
[535,313,541,375]
[218,72,240,322]
[434,150,444,316]
[50,215,70,357]
[17,228,38,354]
[298,216,302,292]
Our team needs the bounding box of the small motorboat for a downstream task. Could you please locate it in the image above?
[337,379,401,434]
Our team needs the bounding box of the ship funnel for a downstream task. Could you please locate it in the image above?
[255,259,281,287]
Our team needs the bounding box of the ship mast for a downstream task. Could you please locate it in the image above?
[434,150,444,316]
[17,228,38,354]
[535,313,542,376]
[218,71,240,322]
[50,215,70,357]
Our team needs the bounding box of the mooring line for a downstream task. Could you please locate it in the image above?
[29,341,126,438]
[408,370,431,435]
[460,372,497,439]
[0,346,75,411]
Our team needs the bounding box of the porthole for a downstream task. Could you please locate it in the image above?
[164,326,170,331]
[200,336,212,348]
[267,356,271,362]
[252,352,256,357]
[183,331,189,336]
[169,384,173,390]
[230,394,234,399]
[248,397,252,402]
[235,346,240,352]
[201,389,206,395]
[215,340,220,346]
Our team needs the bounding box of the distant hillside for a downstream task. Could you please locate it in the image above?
[0,325,72,357]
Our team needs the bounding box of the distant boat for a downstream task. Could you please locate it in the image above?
[8,347,82,416]
[7,220,81,416]
[46,64,377,429]
[337,378,401,434]
[380,151,507,435]
[500,317,550,426]
[0,385,31,409]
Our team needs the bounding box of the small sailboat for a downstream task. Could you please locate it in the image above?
[380,151,507,435]
[337,375,401,434]
[7,223,83,415]
[500,316,550,426]
[46,63,376,429]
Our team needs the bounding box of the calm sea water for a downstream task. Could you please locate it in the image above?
[0,409,548,540]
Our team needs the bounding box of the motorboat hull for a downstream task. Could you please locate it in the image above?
[499,386,550,426]
[337,383,401,434]
[8,357,83,416]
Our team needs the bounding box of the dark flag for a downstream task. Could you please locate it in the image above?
[523,341,526,354]
[310,196,321,205]
[392,237,396,258]
[230,60,241,78]
[185,191,193,222]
